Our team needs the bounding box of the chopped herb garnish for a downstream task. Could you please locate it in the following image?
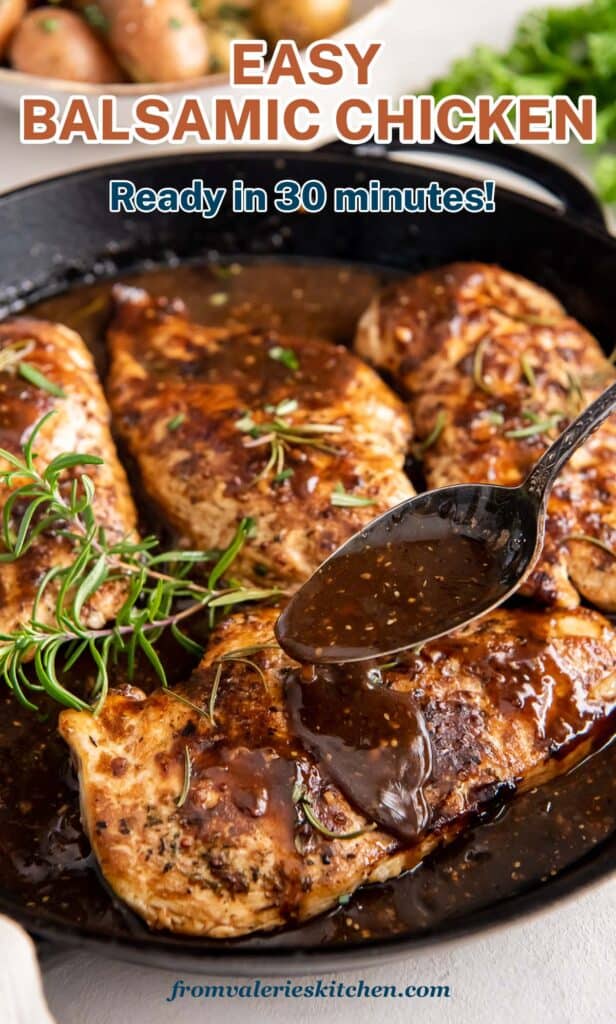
[269,346,300,372]
[273,468,294,484]
[520,354,536,390]
[167,413,185,432]
[39,17,59,34]
[237,402,342,485]
[176,747,192,807]
[330,483,375,508]
[473,337,496,395]
[505,410,563,440]
[83,4,109,32]
[218,3,250,18]
[484,410,505,426]
[168,16,183,29]
[414,410,447,458]
[18,363,66,398]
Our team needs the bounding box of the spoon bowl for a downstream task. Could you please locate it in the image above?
[276,381,616,664]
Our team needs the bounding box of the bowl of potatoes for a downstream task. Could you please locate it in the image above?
[0,0,396,108]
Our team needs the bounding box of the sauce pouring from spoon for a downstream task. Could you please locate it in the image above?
[276,382,616,665]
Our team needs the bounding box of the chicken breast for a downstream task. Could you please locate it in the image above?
[106,285,414,590]
[355,262,616,610]
[60,604,616,938]
[0,318,137,635]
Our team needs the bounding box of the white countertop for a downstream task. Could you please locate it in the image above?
[1,2,614,1022]
[37,881,615,1024]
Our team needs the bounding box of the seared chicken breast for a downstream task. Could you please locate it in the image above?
[106,285,414,590]
[0,318,137,634]
[60,605,616,938]
[356,263,616,610]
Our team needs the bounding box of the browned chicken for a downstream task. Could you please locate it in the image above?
[60,604,616,938]
[355,262,616,611]
[0,318,137,635]
[106,285,414,589]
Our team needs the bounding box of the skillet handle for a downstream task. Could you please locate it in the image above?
[321,139,606,229]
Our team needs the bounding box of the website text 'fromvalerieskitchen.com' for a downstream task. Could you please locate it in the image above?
[165,978,452,1002]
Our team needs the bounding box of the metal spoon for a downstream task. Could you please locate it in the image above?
[276,382,616,665]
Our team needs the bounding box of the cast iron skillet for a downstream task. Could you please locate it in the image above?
[0,141,614,974]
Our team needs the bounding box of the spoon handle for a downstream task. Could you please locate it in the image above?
[524,380,616,504]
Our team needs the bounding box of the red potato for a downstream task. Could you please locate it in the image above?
[89,0,209,83]
[0,0,26,60]
[9,8,123,83]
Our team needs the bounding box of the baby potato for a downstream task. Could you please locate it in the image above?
[207,17,255,74]
[0,0,26,61]
[255,0,350,48]
[90,0,209,83]
[9,8,123,83]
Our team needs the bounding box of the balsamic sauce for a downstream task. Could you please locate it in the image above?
[287,664,432,841]
[277,518,507,663]
[0,260,613,950]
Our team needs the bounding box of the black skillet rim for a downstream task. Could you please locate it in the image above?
[0,147,614,971]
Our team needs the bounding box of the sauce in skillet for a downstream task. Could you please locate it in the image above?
[0,259,613,950]
[287,664,432,841]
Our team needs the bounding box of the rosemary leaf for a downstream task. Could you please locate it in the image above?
[299,796,377,841]
[176,746,192,808]
[566,533,616,558]
[169,689,209,719]
[18,363,67,398]
[330,483,375,508]
[414,410,447,458]
[505,413,563,440]
[209,661,223,724]
[520,354,537,390]
[473,338,495,394]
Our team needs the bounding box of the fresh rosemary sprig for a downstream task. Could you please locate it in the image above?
[0,414,280,713]
[237,399,343,485]
[293,784,377,841]
[208,643,278,724]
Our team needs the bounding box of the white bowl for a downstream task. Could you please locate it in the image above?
[0,0,400,123]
